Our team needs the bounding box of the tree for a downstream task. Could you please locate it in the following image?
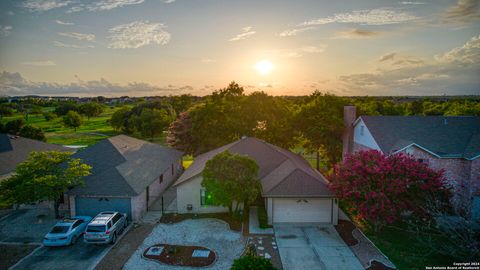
[329,150,451,232]
[55,102,78,116]
[110,107,133,133]
[19,125,46,141]
[202,151,261,215]
[5,119,25,134]
[166,111,195,154]
[43,111,57,121]
[0,151,91,218]
[63,110,83,131]
[79,102,104,120]
[134,108,173,140]
[294,92,348,169]
[0,104,14,120]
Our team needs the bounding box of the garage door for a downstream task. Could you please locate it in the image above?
[273,198,332,223]
[75,197,132,220]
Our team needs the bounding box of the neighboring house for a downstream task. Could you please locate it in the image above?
[0,133,73,180]
[342,106,480,219]
[173,137,338,225]
[67,135,183,221]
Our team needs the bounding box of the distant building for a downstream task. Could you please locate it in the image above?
[343,106,480,219]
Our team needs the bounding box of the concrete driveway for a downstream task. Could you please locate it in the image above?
[11,237,110,270]
[274,224,363,270]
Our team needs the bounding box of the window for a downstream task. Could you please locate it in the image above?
[200,189,214,206]
[72,220,82,229]
[171,164,174,175]
[360,125,364,136]
[159,174,163,184]
[112,214,120,224]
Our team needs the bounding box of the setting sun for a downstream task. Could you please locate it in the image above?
[255,60,274,75]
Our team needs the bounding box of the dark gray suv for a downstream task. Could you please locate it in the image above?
[84,212,127,244]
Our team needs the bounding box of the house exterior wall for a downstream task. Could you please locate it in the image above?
[147,159,183,208]
[176,175,229,214]
[352,119,381,152]
[131,190,147,221]
[69,195,76,217]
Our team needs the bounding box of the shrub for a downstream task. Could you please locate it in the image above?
[19,125,46,141]
[231,255,276,270]
[258,206,271,229]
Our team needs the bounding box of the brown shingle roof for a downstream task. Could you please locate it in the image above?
[0,134,73,176]
[174,137,333,197]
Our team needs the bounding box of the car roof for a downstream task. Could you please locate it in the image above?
[88,212,119,225]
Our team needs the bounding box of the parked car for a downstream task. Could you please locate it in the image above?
[43,216,92,247]
[84,211,128,244]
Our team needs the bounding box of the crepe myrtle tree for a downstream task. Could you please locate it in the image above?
[0,151,91,218]
[201,151,261,216]
[329,150,451,232]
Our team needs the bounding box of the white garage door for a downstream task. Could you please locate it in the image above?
[273,198,332,223]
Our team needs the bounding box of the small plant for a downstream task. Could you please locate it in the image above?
[231,255,276,270]
[258,206,271,229]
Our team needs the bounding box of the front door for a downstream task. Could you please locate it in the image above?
[146,186,150,211]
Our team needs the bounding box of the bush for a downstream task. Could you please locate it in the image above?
[5,119,25,134]
[19,125,46,141]
[231,255,276,270]
[258,206,271,229]
[43,111,57,121]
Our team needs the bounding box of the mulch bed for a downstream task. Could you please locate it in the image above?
[160,213,242,231]
[335,220,359,246]
[247,236,283,270]
[0,244,39,270]
[143,244,216,267]
[95,224,155,270]
[367,260,396,270]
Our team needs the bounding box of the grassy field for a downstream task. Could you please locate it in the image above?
[1,106,120,146]
[365,224,455,270]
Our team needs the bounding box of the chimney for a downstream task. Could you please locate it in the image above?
[342,105,356,160]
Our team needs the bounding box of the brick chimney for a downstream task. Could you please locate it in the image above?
[342,105,356,160]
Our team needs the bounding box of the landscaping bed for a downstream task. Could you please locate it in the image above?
[160,213,242,231]
[0,244,39,269]
[246,236,282,270]
[143,244,216,267]
[335,220,358,246]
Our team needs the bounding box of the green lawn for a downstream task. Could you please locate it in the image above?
[365,224,455,270]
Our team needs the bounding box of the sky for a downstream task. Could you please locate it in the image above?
[0,0,479,97]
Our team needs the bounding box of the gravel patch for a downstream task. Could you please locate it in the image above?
[0,209,58,243]
[124,218,245,270]
[351,229,396,269]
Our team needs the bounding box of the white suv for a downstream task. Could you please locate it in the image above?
[84,212,127,244]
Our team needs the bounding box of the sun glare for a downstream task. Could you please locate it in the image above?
[255,60,274,75]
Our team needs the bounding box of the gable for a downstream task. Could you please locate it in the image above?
[353,119,381,151]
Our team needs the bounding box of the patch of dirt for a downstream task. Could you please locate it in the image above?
[0,244,39,269]
[160,213,242,231]
[335,220,359,246]
[95,223,155,270]
[143,244,216,267]
[367,260,396,270]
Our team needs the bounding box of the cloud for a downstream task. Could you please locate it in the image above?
[400,1,425,5]
[22,0,71,12]
[335,36,480,95]
[108,21,171,49]
[444,0,480,24]
[7,11,15,15]
[201,58,215,63]
[58,32,95,41]
[301,8,419,26]
[435,35,480,64]
[278,26,316,37]
[53,41,94,49]
[66,0,144,13]
[164,0,176,3]
[22,60,56,66]
[300,46,325,53]
[0,25,13,37]
[265,45,326,58]
[334,28,382,39]
[0,71,194,96]
[229,26,256,41]
[55,20,74,25]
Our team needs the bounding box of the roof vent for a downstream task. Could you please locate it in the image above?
[444,118,448,125]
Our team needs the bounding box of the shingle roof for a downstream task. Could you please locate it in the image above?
[360,116,480,159]
[68,135,183,197]
[174,137,333,197]
[0,134,73,176]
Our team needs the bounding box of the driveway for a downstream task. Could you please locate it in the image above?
[0,209,57,243]
[11,239,110,270]
[274,224,364,270]
[124,219,245,270]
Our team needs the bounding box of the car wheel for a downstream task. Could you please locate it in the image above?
[70,235,77,245]
[110,233,117,245]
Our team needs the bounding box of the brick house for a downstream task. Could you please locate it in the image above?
[342,106,480,220]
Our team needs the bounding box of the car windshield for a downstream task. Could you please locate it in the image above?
[87,225,106,232]
[50,225,69,234]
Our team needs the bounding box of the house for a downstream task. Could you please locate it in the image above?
[0,133,74,180]
[342,106,480,219]
[173,137,338,225]
[67,135,183,221]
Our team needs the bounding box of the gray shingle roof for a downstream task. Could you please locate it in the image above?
[360,116,480,159]
[68,135,183,197]
[174,137,333,197]
[0,134,73,176]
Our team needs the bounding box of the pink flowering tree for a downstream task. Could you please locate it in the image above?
[329,150,451,231]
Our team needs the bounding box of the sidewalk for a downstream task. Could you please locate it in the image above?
[249,206,274,235]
